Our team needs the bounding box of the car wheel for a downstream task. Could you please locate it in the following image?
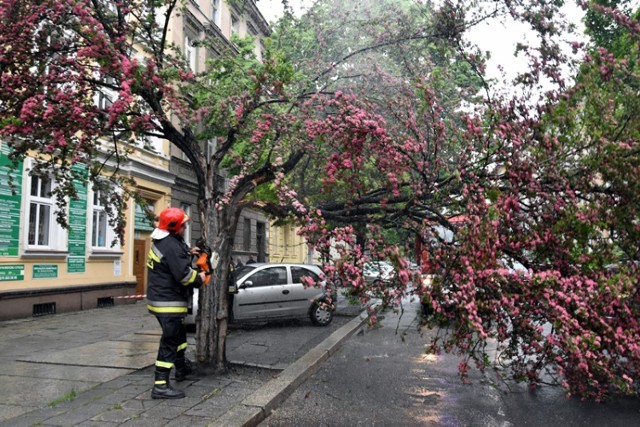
[310,301,333,326]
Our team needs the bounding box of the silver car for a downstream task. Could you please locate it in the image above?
[186,263,334,327]
[362,261,395,285]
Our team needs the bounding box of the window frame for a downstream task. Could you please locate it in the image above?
[291,266,320,285]
[23,160,67,253]
[89,182,121,254]
[184,34,197,71]
[211,0,221,27]
[231,14,240,36]
[247,266,288,288]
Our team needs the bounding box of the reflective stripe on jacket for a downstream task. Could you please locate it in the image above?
[146,233,202,317]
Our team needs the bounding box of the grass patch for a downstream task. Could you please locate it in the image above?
[48,389,77,407]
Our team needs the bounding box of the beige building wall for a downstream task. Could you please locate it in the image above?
[268,223,309,264]
[0,108,174,320]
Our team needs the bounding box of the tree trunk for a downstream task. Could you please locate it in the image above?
[194,196,240,372]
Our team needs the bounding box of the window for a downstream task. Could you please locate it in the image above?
[90,183,120,251]
[28,174,53,246]
[291,266,320,286]
[25,165,66,251]
[231,15,240,35]
[211,0,220,27]
[136,133,162,153]
[247,267,287,287]
[243,218,251,251]
[180,203,191,245]
[185,35,196,71]
[95,76,115,110]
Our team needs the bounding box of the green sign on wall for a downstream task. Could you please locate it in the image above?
[67,164,87,273]
[67,257,85,274]
[33,264,58,279]
[0,264,25,281]
[135,203,154,231]
[0,143,23,256]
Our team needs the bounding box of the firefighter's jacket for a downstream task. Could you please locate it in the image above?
[146,233,203,317]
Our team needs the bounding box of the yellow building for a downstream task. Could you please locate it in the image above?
[268,222,310,264]
[0,0,291,320]
[0,138,174,320]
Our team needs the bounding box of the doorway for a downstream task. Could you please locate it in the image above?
[134,239,148,295]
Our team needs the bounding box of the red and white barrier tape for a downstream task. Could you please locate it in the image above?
[116,294,147,299]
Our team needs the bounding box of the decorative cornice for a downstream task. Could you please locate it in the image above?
[95,152,176,187]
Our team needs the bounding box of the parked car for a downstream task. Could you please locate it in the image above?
[186,263,334,327]
[362,261,395,285]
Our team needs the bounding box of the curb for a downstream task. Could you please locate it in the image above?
[214,309,371,427]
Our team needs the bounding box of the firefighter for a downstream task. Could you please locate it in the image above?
[146,207,206,399]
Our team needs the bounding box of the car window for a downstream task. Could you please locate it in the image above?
[245,266,287,287]
[291,266,320,285]
[235,265,257,278]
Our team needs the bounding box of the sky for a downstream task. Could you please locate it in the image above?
[256,0,586,85]
[257,0,313,24]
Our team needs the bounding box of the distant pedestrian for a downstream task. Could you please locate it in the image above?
[146,208,207,400]
[236,259,244,268]
[247,256,256,264]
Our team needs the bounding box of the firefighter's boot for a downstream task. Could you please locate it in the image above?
[151,369,185,399]
[174,357,193,382]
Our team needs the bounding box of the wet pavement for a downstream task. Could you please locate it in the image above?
[263,296,640,427]
[0,297,366,426]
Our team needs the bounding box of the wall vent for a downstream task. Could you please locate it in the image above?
[33,302,56,317]
[97,297,114,308]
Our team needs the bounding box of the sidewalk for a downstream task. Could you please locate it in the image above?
[0,296,368,426]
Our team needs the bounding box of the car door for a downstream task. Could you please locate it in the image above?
[233,266,289,320]
[288,266,323,316]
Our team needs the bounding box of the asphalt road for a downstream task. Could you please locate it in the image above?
[261,296,640,427]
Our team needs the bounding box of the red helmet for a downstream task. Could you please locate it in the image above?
[157,208,189,233]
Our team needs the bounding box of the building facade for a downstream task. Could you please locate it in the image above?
[0,1,303,321]
[268,222,310,264]
[167,0,273,264]
[0,137,174,320]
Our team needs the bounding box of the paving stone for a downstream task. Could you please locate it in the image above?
[193,376,234,388]
[164,414,210,427]
[117,412,170,426]
[89,407,144,423]
[133,400,186,420]
[0,375,98,406]
[0,300,363,427]
[4,361,133,382]
[0,404,37,423]
[0,406,66,427]
[186,395,239,418]
[42,403,106,425]
[18,340,158,370]
[120,398,163,412]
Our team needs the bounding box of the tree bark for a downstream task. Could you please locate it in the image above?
[194,195,241,372]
